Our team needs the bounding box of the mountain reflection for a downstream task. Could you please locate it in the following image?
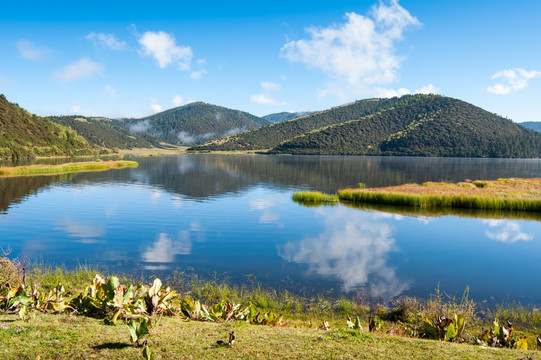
[2,155,541,210]
[279,208,409,300]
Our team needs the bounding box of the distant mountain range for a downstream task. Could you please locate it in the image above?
[123,102,270,145]
[191,94,541,158]
[262,111,312,123]
[2,93,541,159]
[520,121,541,133]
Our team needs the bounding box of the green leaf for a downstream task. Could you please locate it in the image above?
[423,318,437,339]
[127,321,138,343]
[455,314,465,337]
[445,323,456,341]
[142,345,155,360]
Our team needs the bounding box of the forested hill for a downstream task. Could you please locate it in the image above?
[270,95,541,158]
[50,116,159,149]
[521,121,541,133]
[262,111,312,123]
[124,102,271,145]
[188,96,421,152]
[0,94,95,159]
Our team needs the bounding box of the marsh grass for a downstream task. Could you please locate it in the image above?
[292,191,339,204]
[0,160,138,177]
[338,178,541,212]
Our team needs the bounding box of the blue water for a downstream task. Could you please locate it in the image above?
[1,155,540,304]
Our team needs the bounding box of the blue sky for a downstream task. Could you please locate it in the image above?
[0,0,540,122]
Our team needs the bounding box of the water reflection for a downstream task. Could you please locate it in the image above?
[55,219,105,244]
[142,232,193,267]
[482,220,534,243]
[280,208,409,299]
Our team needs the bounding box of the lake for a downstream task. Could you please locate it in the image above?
[1,154,541,305]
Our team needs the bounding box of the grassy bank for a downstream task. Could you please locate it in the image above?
[0,160,138,177]
[1,262,541,359]
[337,178,541,211]
[292,191,339,204]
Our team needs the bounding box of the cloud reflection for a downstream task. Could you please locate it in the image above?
[142,232,192,263]
[280,208,408,299]
[482,220,534,243]
[56,219,105,244]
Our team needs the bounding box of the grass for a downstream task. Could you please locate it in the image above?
[292,191,339,204]
[0,160,138,177]
[1,313,539,360]
[338,178,541,212]
[2,264,541,358]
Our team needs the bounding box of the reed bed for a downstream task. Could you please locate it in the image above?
[292,191,339,203]
[0,160,138,176]
[338,178,541,212]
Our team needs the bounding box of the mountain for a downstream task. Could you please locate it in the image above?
[0,94,96,159]
[262,111,312,123]
[191,94,541,158]
[189,96,426,151]
[520,121,541,133]
[124,102,271,145]
[270,95,541,158]
[50,115,159,149]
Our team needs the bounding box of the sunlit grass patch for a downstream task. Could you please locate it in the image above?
[292,191,339,204]
[0,160,138,177]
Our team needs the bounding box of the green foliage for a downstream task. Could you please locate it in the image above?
[0,161,138,176]
[422,315,465,341]
[50,116,159,149]
[127,317,152,345]
[0,95,99,159]
[475,319,528,350]
[191,94,541,157]
[124,102,270,145]
[190,96,408,151]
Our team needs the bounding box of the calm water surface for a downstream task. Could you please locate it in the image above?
[1,155,540,304]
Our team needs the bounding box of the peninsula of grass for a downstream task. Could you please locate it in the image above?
[338,178,541,212]
[292,191,339,203]
[0,160,138,177]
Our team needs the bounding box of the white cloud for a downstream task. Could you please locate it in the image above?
[280,0,420,100]
[190,69,207,79]
[139,31,193,70]
[250,93,287,106]
[261,81,282,91]
[250,78,288,106]
[482,220,533,243]
[69,105,94,116]
[375,83,439,97]
[150,100,162,113]
[487,68,541,95]
[86,32,127,50]
[172,94,184,107]
[103,84,117,98]
[16,39,49,61]
[54,57,103,82]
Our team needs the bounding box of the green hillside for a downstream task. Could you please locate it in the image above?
[125,102,270,145]
[0,94,96,159]
[520,121,541,133]
[270,95,541,158]
[189,96,418,151]
[262,111,312,123]
[50,115,159,149]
